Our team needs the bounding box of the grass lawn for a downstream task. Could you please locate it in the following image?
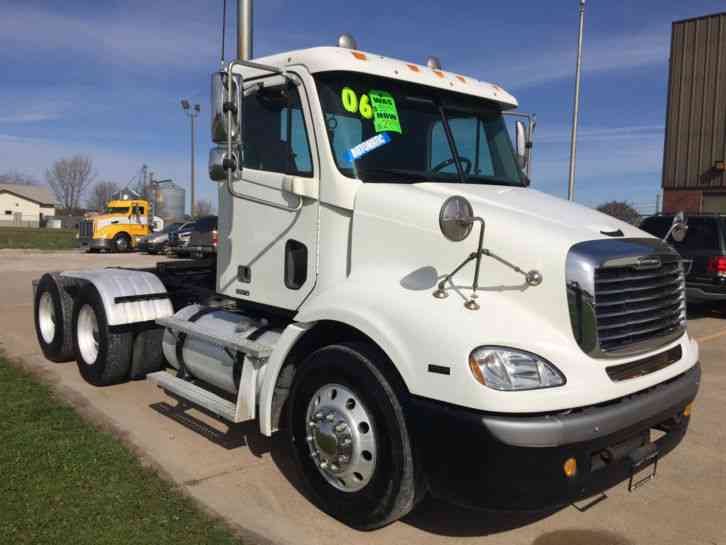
[0,356,242,545]
[0,226,77,250]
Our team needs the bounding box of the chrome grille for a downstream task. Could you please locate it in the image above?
[566,238,687,359]
[594,261,686,353]
[79,219,94,238]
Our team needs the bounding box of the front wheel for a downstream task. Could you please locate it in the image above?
[288,343,420,530]
[111,232,131,253]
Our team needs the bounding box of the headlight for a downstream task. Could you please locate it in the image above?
[468,347,565,391]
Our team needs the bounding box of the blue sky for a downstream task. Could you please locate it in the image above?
[1,0,725,214]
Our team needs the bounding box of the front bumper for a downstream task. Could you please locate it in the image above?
[409,363,700,510]
[78,237,111,251]
[687,284,726,302]
[185,245,216,256]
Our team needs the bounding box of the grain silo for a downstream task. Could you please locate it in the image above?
[152,180,186,221]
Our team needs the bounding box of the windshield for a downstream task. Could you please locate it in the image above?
[315,71,524,186]
[105,206,130,214]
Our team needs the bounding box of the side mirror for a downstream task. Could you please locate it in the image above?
[664,211,688,243]
[210,72,241,144]
[515,120,527,170]
[209,147,238,182]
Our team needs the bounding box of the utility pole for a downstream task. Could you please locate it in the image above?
[181,100,201,216]
[238,0,253,60]
[567,0,586,202]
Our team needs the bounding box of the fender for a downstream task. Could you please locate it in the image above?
[61,269,173,326]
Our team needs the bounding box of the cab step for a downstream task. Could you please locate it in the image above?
[147,370,239,422]
[156,316,272,359]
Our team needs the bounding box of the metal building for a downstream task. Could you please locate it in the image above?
[662,12,726,213]
[152,180,186,221]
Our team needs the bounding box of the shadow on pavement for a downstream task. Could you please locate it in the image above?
[531,529,633,545]
[402,497,558,537]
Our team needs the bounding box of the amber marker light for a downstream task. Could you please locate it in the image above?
[563,457,577,478]
[683,402,694,417]
[468,355,486,385]
[351,51,367,61]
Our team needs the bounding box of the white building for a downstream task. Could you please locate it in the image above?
[0,184,56,227]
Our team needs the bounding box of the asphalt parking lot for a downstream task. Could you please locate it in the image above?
[1,249,724,545]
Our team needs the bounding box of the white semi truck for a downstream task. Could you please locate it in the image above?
[33,1,700,530]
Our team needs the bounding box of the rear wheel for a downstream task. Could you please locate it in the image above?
[112,232,131,253]
[33,273,76,362]
[72,284,132,386]
[288,343,420,530]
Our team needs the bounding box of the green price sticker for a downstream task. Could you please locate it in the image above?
[369,90,402,134]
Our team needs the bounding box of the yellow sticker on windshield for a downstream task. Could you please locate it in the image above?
[369,90,401,134]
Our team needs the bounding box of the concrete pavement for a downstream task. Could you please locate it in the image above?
[1,249,723,545]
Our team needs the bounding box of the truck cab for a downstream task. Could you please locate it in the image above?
[78,198,159,252]
[33,31,699,530]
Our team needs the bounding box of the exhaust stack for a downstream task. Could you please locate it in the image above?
[237,0,253,60]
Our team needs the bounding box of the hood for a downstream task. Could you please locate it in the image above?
[350,182,661,363]
[418,184,643,240]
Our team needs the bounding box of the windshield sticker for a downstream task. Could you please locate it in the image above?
[345,132,391,162]
[369,90,402,134]
[340,87,374,120]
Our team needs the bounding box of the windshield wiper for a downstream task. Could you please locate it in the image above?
[437,102,467,183]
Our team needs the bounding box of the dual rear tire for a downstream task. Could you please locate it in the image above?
[71,284,133,386]
[33,276,136,385]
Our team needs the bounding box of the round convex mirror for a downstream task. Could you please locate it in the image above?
[439,196,474,242]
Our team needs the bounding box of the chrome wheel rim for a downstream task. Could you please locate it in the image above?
[305,383,377,493]
[77,304,100,364]
[116,237,128,251]
[38,291,56,344]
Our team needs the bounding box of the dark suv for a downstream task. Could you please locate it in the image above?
[186,215,218,259]
[640,214,726,303]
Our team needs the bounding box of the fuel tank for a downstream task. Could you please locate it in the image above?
[162,304,281,394]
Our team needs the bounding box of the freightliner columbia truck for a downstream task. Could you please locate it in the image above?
[32,0,699,530]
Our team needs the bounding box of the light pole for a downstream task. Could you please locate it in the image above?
[181,99,201,217]
[567,0,586,202]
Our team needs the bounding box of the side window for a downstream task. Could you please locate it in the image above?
[681,218,719,250]
[243,84,313,176]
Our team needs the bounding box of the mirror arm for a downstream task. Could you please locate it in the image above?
[433,216,543,308]
[223,60,303,213]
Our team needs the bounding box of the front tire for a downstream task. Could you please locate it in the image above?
[288,343,419,530]
[72,284,133,386]
[33,273,76,362]
[112,232,131,253]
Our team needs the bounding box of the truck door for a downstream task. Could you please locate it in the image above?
[216,74,319,311]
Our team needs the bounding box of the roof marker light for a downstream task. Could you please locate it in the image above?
[337,33,358,49]
[456,75,466,83]
[433,70,445,79]
[406,63,420,72]
[352,51,367,61]
[426,56,442,69]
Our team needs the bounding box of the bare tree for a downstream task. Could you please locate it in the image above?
[45,155,96,211]
[596,201,642,226]
[87,180,121,212]
[0,171,38,185]
[194,199,214,217]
